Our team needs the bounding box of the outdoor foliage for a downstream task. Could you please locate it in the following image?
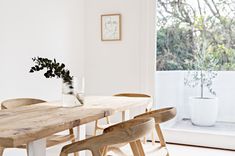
[157,0,235,71]
[157,26,195,70]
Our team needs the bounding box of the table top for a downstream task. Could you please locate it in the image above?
[0,96,152,147]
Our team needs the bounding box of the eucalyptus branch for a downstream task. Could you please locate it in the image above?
[29,57,73,87]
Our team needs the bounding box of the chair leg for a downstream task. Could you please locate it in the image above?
[100,147,104,156]
[130,141,140,156]
[151,130,155,145]
[143,136,147,144]
[0,147,4,156]
[155,124,170,155]
[135,140,145,156]
[144,108,154,145]
[155,124,166,147]
[94,127,97,136]
[92,148,102,156]
[69,128,78,156]
[60,151,67,156]
[105,117,110,124]
[94,120,98,136]
[100,146,108,156]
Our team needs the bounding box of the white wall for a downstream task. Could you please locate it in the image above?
[83,0,156,135]
[155,71,235,123]
[0,0,84,101]
[84,0,155,96]
[0,0,156,136]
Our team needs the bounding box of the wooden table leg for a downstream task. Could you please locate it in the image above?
[76,125,86,156]
[27,138,46,156]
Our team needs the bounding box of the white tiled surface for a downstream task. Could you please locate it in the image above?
[3,142,235,156]
[161,119,235,150]
[171,119,235,135]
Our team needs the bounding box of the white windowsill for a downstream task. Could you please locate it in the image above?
[157,119,235,150]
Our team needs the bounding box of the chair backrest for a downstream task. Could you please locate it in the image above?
[60,118,155,156]
[134,107,176,124]
[103,117,154,139]
[114,93,152,111]
[1,98,46,110]
[114,93,150,98]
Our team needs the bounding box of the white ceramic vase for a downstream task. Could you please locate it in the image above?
[189,97,218,126]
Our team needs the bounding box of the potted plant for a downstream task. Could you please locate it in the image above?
[29,57,84,107]
[185,51,218,126]
[184,25,219,126]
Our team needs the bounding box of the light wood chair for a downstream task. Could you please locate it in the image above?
[134,107,177,156]
[93,93,151,136]
[114,93,153,144]
[114,93,151,98]
[60,117,155,156]
[0,98,77,156]
[93,115,112,136]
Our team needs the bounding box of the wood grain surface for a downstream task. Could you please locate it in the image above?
[0,96,152,147]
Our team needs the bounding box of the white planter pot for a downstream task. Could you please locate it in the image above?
[189,97,218,126]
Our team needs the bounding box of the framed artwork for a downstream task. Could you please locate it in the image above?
[101,14,121,41]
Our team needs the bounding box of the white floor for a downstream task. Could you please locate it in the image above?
[3,142,235,156]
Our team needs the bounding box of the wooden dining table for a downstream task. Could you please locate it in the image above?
[0,96,152,156]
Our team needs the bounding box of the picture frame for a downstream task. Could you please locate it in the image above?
[101,14,121,41]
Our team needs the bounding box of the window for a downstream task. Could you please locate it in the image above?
[155,0,235,149]
[157,0,235,71]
